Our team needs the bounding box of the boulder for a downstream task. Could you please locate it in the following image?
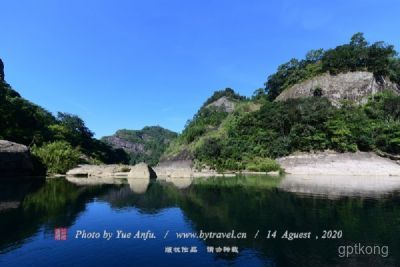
[128,163,157,179]
[0,140,34,177]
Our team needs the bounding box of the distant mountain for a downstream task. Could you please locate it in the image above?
[101,126,177,166]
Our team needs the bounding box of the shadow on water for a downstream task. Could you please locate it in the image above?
[1,174,400,266]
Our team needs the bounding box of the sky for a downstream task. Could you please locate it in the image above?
[1,0,400,138]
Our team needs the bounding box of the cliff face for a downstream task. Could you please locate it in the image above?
[102,136,145,154]
[276,71,400,106]
[101,126,177,166]
[206,96,236,113]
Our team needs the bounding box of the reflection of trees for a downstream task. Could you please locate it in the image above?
[0,179,114,252]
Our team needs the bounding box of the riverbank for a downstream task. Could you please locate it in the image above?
[63,151,400,179]
[277,151,400,176]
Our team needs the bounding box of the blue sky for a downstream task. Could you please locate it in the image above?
[1,0,399,137]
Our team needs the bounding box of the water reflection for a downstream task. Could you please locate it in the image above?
[279,174,400,198]
[127,178,150,194]
[0,175,399,266]
[66,176,126,185]
[164,177,193,189]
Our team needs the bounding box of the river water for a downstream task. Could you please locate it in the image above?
[0,175,399,266]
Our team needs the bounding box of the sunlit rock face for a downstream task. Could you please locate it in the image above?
[277,151,400,176]
[66,164,132,177]
[128,163,156,179]
[206,96,236,113]
[155,160,194,178]
[276,71,399,106]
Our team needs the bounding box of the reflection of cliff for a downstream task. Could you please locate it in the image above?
[177,182,400,266]
[279,174,400,198]
[0,179,113,252]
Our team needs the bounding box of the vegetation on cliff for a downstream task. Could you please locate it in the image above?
[164,33,400,172]
[266,32,400,100]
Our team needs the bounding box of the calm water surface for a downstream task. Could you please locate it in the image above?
[0,175,400,267]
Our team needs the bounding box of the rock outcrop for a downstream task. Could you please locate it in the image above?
[277,151,400,176]
[0,140,34,177]
[155,160,194,178]
[207,96,235,113]
[128,163,157,179]
[102,136,145,154]
[66,164,131,177]
[276,71,399,106]
[66,162,157,179]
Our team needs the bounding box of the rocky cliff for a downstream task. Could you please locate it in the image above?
[276,71,400,106]
[102,135,145,154]
[102,126,177,166]
[206,96,236,113]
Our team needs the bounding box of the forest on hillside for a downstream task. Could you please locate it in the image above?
[0,78,129,174]
[166,33,400,172]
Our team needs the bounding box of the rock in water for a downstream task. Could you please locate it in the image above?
[0,140,34,177]
[128,163,157,179]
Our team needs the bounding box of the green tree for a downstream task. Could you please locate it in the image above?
[31,141,82,174]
